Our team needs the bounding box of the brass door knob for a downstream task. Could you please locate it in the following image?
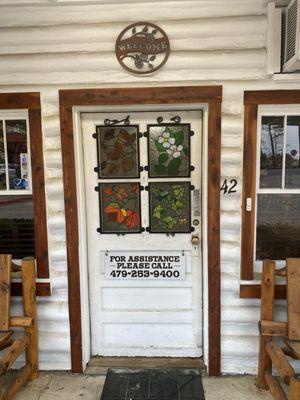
[191,235,200,245]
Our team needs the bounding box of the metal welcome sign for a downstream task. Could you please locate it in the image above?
[115,22,170,74]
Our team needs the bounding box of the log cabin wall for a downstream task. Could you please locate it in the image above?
[0,0,298,373]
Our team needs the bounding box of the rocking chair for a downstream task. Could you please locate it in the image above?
[0,255,39,399]
[257,259,300,400]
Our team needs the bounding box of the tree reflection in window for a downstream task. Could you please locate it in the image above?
[260,116,284,188]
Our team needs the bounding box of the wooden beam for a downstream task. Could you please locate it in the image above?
[245,90,300,105]
[259,320,287,337]
[10,316,33,328]
[28,108,49,279]
[289,376,300,400]
[265,373,287,400]
[257,260,275,389]
[239,284,286,299]
[207,100,221,376]
[0,255,12,331]
[0,332,12,348]
[240,104,258,280]
[59,86,222,107]
[22,257,39,380]
[4,364,30,400]
[0,336,28,376]
[0,92,40,109]
[286,259,300,340]
[11,282,51,297]
[266,342,295,385]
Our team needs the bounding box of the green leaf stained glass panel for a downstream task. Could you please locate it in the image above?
[149,182,191,233]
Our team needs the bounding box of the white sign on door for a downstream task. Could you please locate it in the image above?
[105,250,185,280]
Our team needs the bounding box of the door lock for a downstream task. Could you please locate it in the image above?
[191,235,200,246]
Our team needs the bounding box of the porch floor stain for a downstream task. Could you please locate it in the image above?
[100,368,204,400]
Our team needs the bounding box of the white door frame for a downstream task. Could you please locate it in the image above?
[72,103,209,370]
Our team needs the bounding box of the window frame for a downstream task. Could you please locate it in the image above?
[254,106,300,271]
[0,93,50,286]
[0,110,33,195]
[241,90,300,284]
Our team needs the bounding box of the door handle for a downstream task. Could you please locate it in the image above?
[191,235,200,245]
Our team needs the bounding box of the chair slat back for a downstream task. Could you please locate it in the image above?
[0,254,12,331]
[287,258,300,340]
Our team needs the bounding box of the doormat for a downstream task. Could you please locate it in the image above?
[100,368,205,400]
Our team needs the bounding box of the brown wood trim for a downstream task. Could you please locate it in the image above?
[240,284,286,299]
[28,108,49,278]
[59,86,222,107]
[245,90,300,105]
[0,92,41,110]
[11,282,51,297]
[240,104,258,280]
[0,93,49,280]
[59,85,222,376]
[207,101,221,375]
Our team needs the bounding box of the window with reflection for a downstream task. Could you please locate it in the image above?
[0,117,35,259]
[256,114,300,260]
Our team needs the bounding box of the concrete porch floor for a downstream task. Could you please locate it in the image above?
[9,372,273,399]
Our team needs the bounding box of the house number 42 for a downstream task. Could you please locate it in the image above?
[220,179,237,194]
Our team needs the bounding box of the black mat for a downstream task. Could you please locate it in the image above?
[100,368,205,400]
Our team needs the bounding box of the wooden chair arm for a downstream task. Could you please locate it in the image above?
[259,320,287,337]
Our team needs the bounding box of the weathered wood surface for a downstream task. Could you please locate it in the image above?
[284,340,300,360]
[0,332,12,348]
[22,258,39,380]
[259,321,287,337]
[266,342,295,385]
[0,336,28,375]
[4,364,31,400]
[0,255,11,332]
[287,259,300,340]
[0,16,266,54]
[9,317,33,328]
[265,373,287,400]
[257,260,275,389]
[289,376,300,400]
[0,1,268,28]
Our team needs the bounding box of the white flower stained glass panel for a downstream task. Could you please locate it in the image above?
[147,123,191,177]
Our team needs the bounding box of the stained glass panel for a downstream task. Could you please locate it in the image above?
[147,124,191,177]
[149,182,191,233]
[99,182,141,233]
[96,125,140,179]
[5,120,29,190]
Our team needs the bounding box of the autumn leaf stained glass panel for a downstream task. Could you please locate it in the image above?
[96,125,140,179]
[98,182,141,233]
[147,123,191,178]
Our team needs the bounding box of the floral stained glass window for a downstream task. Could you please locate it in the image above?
[95,125,140,179]
[147,123,191,177]
[148,182,191,233]
[98,182,141,234]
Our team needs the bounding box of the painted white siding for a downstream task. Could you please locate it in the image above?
[0,0,299,373]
